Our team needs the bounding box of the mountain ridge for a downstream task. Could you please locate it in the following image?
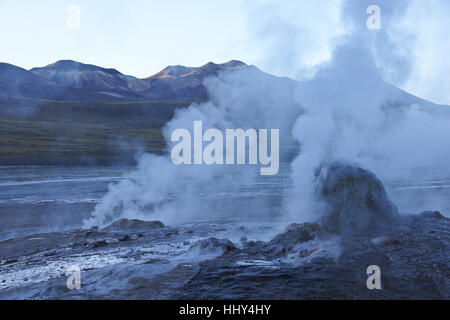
[0,59,448,166]
[0,59,251,102]
[0,59,447,109]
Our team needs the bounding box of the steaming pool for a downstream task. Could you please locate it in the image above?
[0,165,449,242]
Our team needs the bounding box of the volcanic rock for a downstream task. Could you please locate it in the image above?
[315,162,398,235]
[104,219,165,231]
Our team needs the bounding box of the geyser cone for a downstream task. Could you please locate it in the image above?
[315,162,398,235]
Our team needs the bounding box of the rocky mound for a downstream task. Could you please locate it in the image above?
[188,238,237,255]
[104,218,165,231]
[315,162,398,235]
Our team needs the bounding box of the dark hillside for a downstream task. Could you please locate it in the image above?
[0,97,197,165]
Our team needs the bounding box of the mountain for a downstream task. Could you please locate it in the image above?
[0,58,448,166]
[14,59,247,101]
[0,59,249,101]
[0,63,65,100]
[142,60,248,100]
[0,61,143,101]
[30,60,149,100]
[3,59,444,109]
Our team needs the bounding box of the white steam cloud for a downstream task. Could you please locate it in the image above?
[84,0,450,228]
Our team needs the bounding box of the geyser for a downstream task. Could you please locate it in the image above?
[315,162,398,235]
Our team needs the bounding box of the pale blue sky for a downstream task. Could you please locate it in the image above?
[0,0,249,77]
[0,0,449,104]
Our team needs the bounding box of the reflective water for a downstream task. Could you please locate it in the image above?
[0,165,449,241]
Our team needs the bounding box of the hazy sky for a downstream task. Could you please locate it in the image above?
[0,0,449,104]
[0,0,249,76]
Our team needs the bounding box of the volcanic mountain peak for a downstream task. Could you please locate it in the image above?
[29,60,143,94]
[0,63,57,86]
[31,60,122,75]
[203,60,247,68]
[147,60,248,80]
[0,62,66,99]
[0,62,32,76]
[151,65,196,79]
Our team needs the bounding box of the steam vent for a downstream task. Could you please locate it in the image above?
[315,162,398,235]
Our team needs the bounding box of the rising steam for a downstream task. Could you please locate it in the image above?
[84,0,450,228]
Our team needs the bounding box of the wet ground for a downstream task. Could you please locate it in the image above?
[0,211,448,300]
[0,165,449,299]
